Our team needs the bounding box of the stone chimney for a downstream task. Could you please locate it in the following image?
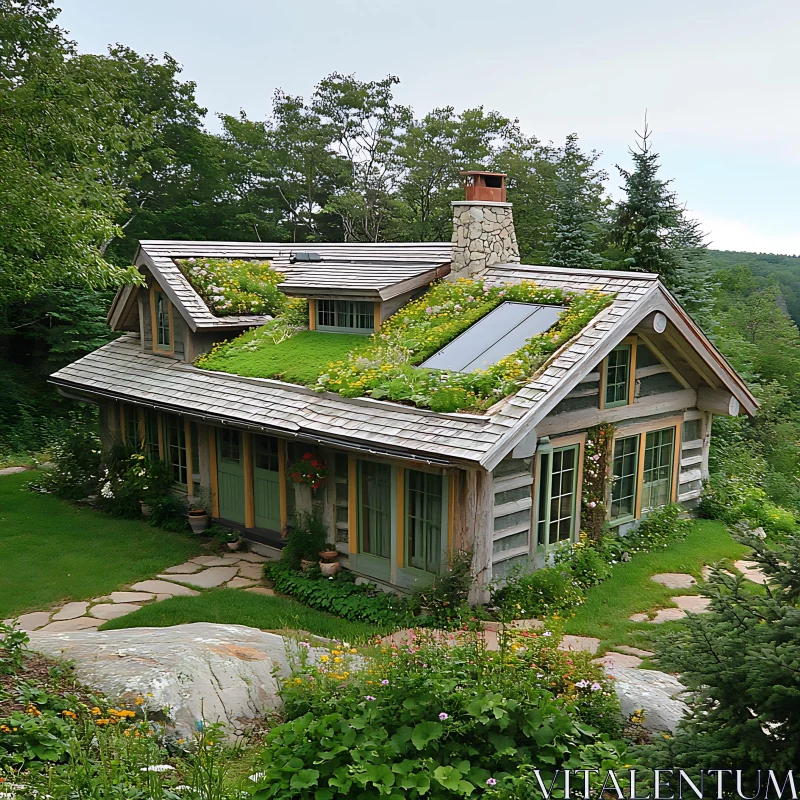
[450,171,520,280]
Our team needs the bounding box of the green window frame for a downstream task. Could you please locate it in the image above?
[358,460,391,559]
[405,469,444,574]
[604,345,632,407]
[536,444,579,549]
[254,435,279,472]
[155,290,171,351]
[610,435,639,524]
[220,429,241,463]
[317,299,374,333]
[641,427,675,511]
[164,414,187,487]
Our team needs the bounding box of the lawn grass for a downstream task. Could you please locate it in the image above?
[564,519,750,654]
[199,329,369,385]
[99,588,386,643]
[0,471,202,619]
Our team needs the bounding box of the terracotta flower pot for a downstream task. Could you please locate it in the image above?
[301,559,315,572]
[319,560,340,577]
[226,540,242,551]
[319,550,338,561]
[187,510,209,534]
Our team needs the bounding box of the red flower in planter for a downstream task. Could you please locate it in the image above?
[289,452,329,489]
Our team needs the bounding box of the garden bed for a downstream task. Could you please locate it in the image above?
[197,278,613,412]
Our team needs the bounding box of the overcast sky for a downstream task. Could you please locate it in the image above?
[58,0,800,255]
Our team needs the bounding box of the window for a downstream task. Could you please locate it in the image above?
[358,461,391,558]
[254,435,279,472]
[406,470,443,574]
[536,445,579,548]
[317,299,374,332]
[220,429,241,463]
[641,428,675,511]
[123,405,140,449]
[604,344,632,407]
[164,414,187,487]
[155,290,171,351]
[145,411,160,459]
[610,435,639,522]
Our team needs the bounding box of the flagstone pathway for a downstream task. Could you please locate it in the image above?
[6,551,275,634]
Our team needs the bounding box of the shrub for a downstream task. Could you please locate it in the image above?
[490,566,585,620]
[553,539,612,588]
[0,621,29,675]
[266,562,412,628]
[29,410,102,500]
[253,629,625,798]
[407,550,474,628]
[281,510,328,568]
[617,503,691,554]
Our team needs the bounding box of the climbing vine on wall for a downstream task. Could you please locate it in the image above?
[581,422,616,543]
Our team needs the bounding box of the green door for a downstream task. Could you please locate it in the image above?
[253,435,281,531]
[217,429,245,524]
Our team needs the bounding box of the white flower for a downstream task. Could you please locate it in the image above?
[140,765,175,772]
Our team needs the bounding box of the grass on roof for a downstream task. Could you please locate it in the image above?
[99,588,386,643]
[199,329,370,385]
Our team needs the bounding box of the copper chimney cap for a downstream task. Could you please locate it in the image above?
[460,171,507,203]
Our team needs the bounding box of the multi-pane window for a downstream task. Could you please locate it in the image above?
[406,470,443,574]
[610,435,639,522]
[155,291,171,351]
[333,453,350,545]
[254,435,279,472]
[123,405,140,449]
[164,415,187,487]
[358,461,391,558]
[641,428,675,511]
[220,429,241,463]
[536,445,579,548]
[145,411,160,459]
[604,345,631,407]
[317,300,374,332]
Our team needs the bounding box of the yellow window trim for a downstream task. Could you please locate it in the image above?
[599,335,637,410]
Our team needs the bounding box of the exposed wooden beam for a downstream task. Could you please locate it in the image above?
[243,432,255,528]
[697,386,740,417]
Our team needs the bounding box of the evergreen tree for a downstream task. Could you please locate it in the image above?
[640,528,800,784]
[614,122,683,285]
[549,135,606,269]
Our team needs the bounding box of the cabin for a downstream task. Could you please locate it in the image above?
[50,172,757,600]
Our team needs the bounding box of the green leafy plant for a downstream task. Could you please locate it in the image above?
[490,566,585,621]
[281,510,329,567]
[288,450,328,490]
[254,628,624,798]
[267,561,412,628]
[618,503,692,554]
[408,549,474,628]
[553,539,612,588]
[0,621,29,676]
[581,422,616,543]
[177,257,286,316]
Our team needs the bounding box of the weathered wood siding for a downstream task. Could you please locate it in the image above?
[489,455,534,582]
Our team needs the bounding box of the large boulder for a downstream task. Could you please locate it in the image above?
[29,623,296,739]
[608,666,689,733]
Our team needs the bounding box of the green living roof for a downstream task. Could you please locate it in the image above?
[196,278,613,413]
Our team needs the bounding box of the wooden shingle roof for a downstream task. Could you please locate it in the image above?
[77,253,759,469]
[109,241,452,332]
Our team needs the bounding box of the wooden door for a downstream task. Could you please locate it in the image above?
[217,429,245,524]
[253,435,281,531]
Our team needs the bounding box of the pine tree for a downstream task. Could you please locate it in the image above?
[549,134,605,270]
[614,122,683,285]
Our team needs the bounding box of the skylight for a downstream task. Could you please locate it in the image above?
[420,302,566,373]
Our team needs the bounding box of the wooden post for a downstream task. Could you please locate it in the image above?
[208,427,219,518]
[348,455,358,555]
[156,412,165,459]
[627,336,638,407]
[137,408,146,448]
[119,403,126,441]
[447,471,456,557]
[308,299,316,330]
[243,433,255,528]
[373,302,382,333]
[468,469,494,606]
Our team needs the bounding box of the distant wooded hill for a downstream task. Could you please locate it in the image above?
[707,250,800,324]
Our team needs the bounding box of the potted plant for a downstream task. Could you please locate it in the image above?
[319,541,339,576]
[288,451,329,493]
[283,510,328,571]
[187,488,212,534]
[319,542,338,561]
[210,524,243,551]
